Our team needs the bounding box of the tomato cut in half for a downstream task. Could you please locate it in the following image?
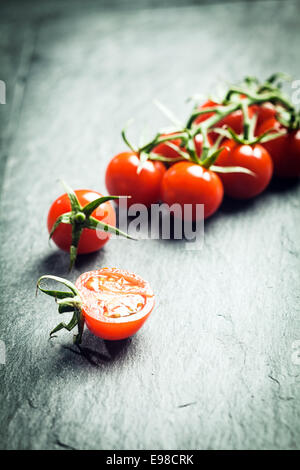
[76,268,155,340]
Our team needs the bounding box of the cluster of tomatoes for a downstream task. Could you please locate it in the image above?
[105,76,300,221]
[39,74,300,346]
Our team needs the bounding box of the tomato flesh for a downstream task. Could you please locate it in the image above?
[105,152,166,206]
[76,268,155,340]
[47,189,115,254]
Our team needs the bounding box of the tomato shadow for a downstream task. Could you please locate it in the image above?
[52,331,133,369]
[33,251,71,278]
[75,249,106,272]
[217,195,256,215]
[33,248,107,278]
[215,176,300,217]
[266,175,300,194]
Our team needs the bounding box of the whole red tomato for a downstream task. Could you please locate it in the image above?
[152,133,183,161]
[48,189,115,254]
[76,267,155,341]
[105,152,166,206]
[216,140,273,199]
[257,117,300,178]
[161,161,224,221]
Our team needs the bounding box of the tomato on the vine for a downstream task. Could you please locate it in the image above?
[152,132,183,161]
[194,99,276,141]
[105,152,166,206]
[194,133,214,158]
[216,140,273,199]
[194,100,244,138]
[37,268,155,344]
[257,117,300,178]
[48,189,116,254]
[161,161,224,221]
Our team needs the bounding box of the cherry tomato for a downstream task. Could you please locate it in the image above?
[216,140,273,199]
[194,100,244,138]
[152,133,183,161]
[105,152,166,206]
[194,100,275,141]
[257,117,300,178]
[76,268,155,340]
[161,161,224,221]
[255,103,276,129]
[48,189,115,254]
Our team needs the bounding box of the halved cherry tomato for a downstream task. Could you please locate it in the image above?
[161,161,224,221]
[152,132,183,161]
[76,268,155,340]
[105,152,166,206]
[216,140,273,199]
[257,117,300,178]
[47,189,115,254]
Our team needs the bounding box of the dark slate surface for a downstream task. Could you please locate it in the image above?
[0,0,300,450]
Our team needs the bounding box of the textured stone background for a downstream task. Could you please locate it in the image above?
[0,0,299,450]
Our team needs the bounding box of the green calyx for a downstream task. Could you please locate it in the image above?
[37,275,84,345]
[49,180,134,270]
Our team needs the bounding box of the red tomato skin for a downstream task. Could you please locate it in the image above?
[255,103,276,129]
[83,312,151,341]
[195,100,276,141]
[47,190,115,254]
[105,152,166,207]
[216,140,273,199]
[161,161,224,221]
[152,133,183,161]
[194,100,244,140]
[258,118,300,178]
[75,268,155,341]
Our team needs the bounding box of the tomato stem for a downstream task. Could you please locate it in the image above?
[122,74,298,170]
[37,275,84,345]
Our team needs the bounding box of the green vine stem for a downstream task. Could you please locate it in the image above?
[121,74,298,171]
[37,275,84,345]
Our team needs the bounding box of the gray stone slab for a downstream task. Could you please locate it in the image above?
[0,0,299,450]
